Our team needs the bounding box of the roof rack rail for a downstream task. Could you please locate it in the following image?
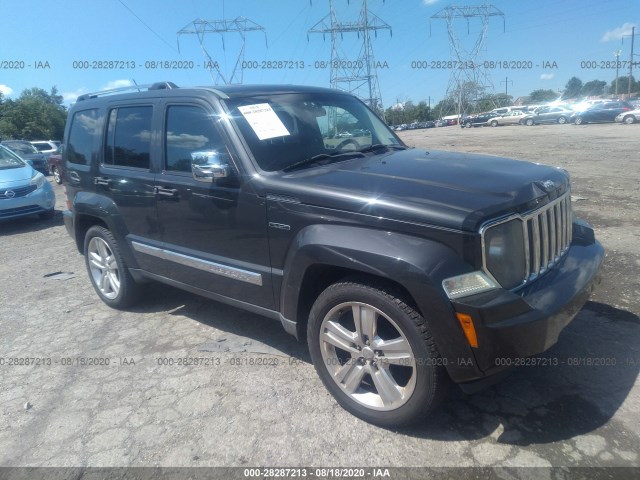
[77,82,179,101]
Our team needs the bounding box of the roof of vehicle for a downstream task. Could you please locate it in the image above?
[74,82,345,106]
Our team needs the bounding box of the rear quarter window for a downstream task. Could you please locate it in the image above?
[67,109,100,165]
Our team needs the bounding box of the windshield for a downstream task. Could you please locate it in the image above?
[5,142,38,155]
[0,146,26,169]
[224,92,403,172]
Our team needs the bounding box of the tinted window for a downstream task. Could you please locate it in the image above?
[68,109,100,165]
[104,106,153,169]
[165,105,227,172]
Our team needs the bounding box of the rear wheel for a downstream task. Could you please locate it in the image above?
[84,225,139,309]
[557,116,567,124]
[525,118,534,126]
[51,166,62,184]
[575,116,584,125]
[490,120,498,127]
[623,115,636,124]
[307,280,448,427]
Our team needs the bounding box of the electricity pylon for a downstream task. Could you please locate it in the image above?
[431,4,504,118]
[177,17,267,85]
[309,0,391,115]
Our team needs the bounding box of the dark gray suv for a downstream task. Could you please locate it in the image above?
[62,82,603,426]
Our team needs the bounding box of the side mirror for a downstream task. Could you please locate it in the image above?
[191,150,230,183]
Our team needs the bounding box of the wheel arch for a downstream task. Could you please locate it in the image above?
[279,224,479,378]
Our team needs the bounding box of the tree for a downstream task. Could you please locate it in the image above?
[529,89,559,103]
[562,77,583,100]
[0,86,67,140]
[609,75,640,95]
[581,80,606,97]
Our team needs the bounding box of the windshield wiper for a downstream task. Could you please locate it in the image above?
[357,143,407,153]
[283,151,365,172]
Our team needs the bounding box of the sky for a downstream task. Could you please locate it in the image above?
[0,0,637,108]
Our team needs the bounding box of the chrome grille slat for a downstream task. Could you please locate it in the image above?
[482,192,572,289]
[0,185,37,199]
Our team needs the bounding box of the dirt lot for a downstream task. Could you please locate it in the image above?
[1,123,639,475]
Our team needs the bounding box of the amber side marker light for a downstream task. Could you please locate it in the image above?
[456,313,479,348]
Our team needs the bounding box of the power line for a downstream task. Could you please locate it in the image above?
[116,0,178,53]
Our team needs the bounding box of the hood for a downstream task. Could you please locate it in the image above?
[266,148,569,232]
[0,165,36,184]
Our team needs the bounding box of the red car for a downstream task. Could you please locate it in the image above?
[47,146,64,184]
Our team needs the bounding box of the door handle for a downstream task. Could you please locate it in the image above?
[155,186,179,198]
[94,176,111,187]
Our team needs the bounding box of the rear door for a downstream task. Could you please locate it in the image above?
[152,100,274,309]
[98,102,163,273]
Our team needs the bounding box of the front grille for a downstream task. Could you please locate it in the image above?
[0,205,42,218]
[0,185,37,199]
[524,192,572,281]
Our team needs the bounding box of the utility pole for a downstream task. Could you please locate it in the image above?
[501,76,512,100]
[614,50,621,96]
[177,17,267,85]
[309,0,391,115]
[431,5,505,118]
[630,26,635,96]
[622,26,639,97]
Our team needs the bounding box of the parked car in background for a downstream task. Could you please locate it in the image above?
[520,106,573,126]
[47,146,64,184]
[1,140,48,174]
[30,140,60,160]
[489,111,525,127]
[615,108,640,124]
[460,112,499,128]
[571,101,634,125]
[0,144,55,221]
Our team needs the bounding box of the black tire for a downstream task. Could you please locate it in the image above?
[307,279,448,427]
[525,118,534,126]
[557,116,567,124]
[490,120,498,127]
[623,115,635,124]
[83,225,139,309]
[51,166,62,184]
[575,116,584,125]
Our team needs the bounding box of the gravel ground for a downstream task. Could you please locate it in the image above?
[0,122,638,475]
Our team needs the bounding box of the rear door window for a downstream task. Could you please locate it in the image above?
[104,106,153,170]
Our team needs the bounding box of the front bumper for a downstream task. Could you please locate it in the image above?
[0,182,55,220]
[449,219,604,384]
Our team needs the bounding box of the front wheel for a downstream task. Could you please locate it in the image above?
[490,120,498,127]
[557,116,567,124]
[525,118,534,126]
[307,280,448,427]
[575,116,584,125]
[623,115,636,124]
[84,225,139,309]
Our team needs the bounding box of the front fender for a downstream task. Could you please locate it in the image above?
[280,224,484,381]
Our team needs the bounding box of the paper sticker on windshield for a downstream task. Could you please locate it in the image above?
[238,103,290,140]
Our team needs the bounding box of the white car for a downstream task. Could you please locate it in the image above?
[489,111,526,126]
[615,109,640,124]
[30,140,60,160]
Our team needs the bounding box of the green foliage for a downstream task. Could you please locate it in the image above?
[529,89,559,103]
[609,75,639,95]
[581,80,606,97]
[562,77,584,100]
[0,86,67,141]
[384,100,435,125]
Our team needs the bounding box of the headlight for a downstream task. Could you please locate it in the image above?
[442,271,498,299]
[482,218,526,289]
[30,172,46,189]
